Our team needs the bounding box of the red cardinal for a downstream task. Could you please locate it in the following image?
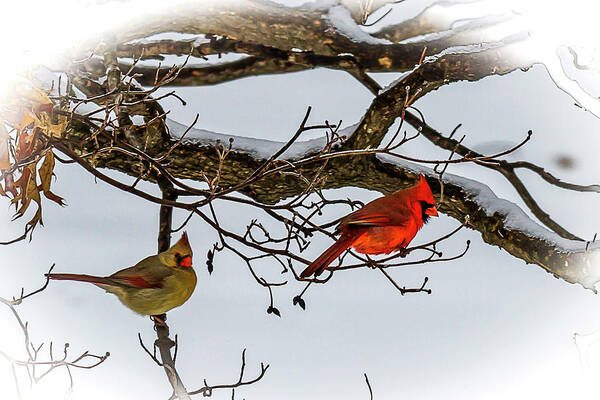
[300,175,438,278]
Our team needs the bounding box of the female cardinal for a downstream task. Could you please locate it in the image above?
[46,232,196,316]
[301,175,438,278]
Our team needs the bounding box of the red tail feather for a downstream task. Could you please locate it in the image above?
[46,273,112,286]
[300,234,356,278]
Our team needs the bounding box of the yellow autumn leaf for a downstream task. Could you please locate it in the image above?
[1,82,53,130]
[29,206,43,228]
[15,164,42,223]
[25,165,43,227]
[39,151,54,192]
[26,167,40,204]
[38,152,65,206]
[10,167,30,208]
[27,173,43,227]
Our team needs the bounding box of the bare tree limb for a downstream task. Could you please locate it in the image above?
[1,265,110,396]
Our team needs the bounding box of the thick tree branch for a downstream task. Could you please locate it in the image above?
[121,57,306,87]
[30,0,598,294]
[343,38,535,150]
[59,116,600,290]
[71,1,426,73]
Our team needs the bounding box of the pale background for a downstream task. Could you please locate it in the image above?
[2,1,600,399]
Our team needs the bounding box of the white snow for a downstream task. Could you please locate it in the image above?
[167,118,358,160]
[122,32,200,45]
[379,70,413,95]
[326,5,393,45]
[193,35,211,47]
[300,0,338,11]
[543,46,600,118]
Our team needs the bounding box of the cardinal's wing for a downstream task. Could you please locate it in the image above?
[109,255,170,289]
[339,195,411,229]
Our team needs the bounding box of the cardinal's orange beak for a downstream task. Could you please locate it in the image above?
[425,206,438,217]
[179,255,192,268]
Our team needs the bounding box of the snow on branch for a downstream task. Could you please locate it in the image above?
[376,153,600,290]
[13,0,599,295]
[167,118,357,161]
[326,5,393,45]
[167,111,600,290]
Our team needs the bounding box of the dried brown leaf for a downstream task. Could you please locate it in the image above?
[15,126,38,162]
[14,165,42,227]
[38,151,65,206]
[43,190,65,206]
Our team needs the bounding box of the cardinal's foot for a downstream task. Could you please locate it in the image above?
[151,315,168,328]
[365,256,377,269]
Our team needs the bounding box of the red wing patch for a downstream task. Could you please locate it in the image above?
[346,217,391,225]
[343,214,392,226]
[112,275,163,289]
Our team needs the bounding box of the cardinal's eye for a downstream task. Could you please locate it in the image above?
[174,253,184,266]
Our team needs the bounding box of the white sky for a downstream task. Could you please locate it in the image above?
[2,1,600,400]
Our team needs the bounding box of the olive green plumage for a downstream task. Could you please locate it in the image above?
[47,233,196,316]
